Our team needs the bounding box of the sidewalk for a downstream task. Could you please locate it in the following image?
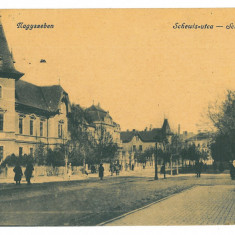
[0,167,227,185]
[0,167,187,185]
[103,185,235,225]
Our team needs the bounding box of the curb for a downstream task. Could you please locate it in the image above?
[97,185,197,226]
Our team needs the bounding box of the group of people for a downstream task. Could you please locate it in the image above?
[109,163,121,176]
[13,162,34,185]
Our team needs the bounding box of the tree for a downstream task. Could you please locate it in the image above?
[34,142,47,166]
[93,125,118,164]
[180,144,208,162]
[68,104,95,166]
[208,90,235,162]
[46,146,65,167]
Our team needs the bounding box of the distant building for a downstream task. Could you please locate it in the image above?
[120,119,173,166]
[85,104,121,145]
[184,132,213,164]
[0,20,71,161]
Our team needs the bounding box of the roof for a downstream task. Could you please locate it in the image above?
[120,131,135,143]
[121,128,163,143]
[15,80,71,115]
[121,119,172,143]
[185,132,212,142]
[85,105,109,123]
[0,21,24,80]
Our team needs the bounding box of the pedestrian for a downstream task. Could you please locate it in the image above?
[115,164,119,175]
[91,165,96,173]
[25,162,34,185]
[110,163,114,176]
[131,163,135,171]
[161,164,166,179]
[195,160,202,178]
[99,163,104,180]
[5,164,8,178]
[67,163,72,180]
[230,162,235,180]
[13,162,23,185]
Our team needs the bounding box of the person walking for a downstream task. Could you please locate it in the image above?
[67,163,72,180]
[99,163,104,180]
[195,160,202,178]
[25,162,34,185]
[110,163,114,176]
[13,163,23,185]
[131,163,135,171]
[161,163,166,179]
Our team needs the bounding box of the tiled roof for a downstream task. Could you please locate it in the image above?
[121,119,172,143]
[15,80,70,114]
[138,128,163,142]
[120,131,135,143]
[0,22,24,80]
[121,128,163,143]
[85,105,108,123]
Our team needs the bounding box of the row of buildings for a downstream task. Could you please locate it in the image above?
[0,19,212,166]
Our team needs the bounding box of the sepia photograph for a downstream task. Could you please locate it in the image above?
[0,8,234,227]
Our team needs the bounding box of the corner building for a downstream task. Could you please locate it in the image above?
[0,20,71,161]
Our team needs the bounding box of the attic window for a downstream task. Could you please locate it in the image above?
[59,120,64,124]
[30,115,36,120]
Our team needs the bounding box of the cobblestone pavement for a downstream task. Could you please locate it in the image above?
[105,185,235,225]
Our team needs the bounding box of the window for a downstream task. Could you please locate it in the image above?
[0,114,3,131]
[40,121,43,137]
[0,86,2,99]
[58,123,63,138]
[0,146,3,161]
[19,147,23,157]
[30,148,33,157]
[136,136,139,141]
[133,145,136,152]
[30,119,34,136]
[19,118,23,134]
[139,145,143,151]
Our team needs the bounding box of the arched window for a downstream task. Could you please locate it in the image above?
[0,86,2,99]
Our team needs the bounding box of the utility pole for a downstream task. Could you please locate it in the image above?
[154,144,158,180]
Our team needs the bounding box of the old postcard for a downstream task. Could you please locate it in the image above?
[0,9,234,226]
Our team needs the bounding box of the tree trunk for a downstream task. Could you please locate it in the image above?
[170,155,173,176]
[176,160,179,175]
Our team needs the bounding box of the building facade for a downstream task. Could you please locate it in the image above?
[0,20,71,162]
[184,132,213,164]
[120,119,172,165]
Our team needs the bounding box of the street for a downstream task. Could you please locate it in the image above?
[0,173,234,226]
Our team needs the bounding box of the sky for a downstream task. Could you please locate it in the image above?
[1,9,235,133]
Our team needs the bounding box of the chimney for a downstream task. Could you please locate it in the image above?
[178,124,181,135]
[149,124,152,131]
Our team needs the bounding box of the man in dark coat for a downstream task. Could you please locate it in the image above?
[195,160,202,178]
[25,162,34,185]
[13,163,23,185]
[99,163,104,180]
